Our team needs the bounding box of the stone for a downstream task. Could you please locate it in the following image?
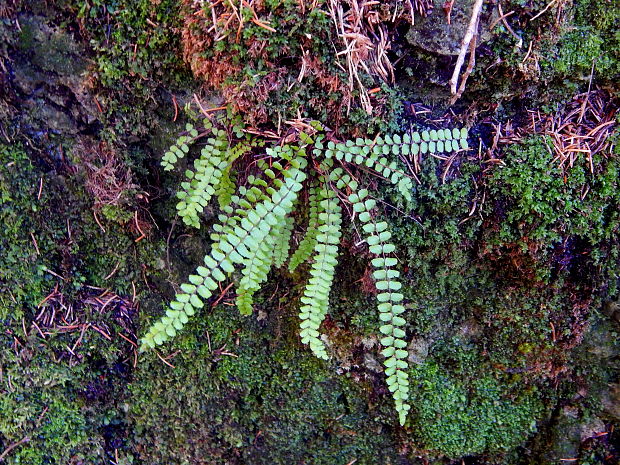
[9,15,98,133]
[406,0,499,56]
[363,353,383,374]
[601,383,620,421]
[456,318,482,342]
[407,336,431,364]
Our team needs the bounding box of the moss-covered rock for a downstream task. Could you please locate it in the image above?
[129,303,400,464]
[485,135,620,285]
[1,0,619,463]
[407,360,543,458]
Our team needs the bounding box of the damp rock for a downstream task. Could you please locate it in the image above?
[10,15,99,133]
[363,353,383,374]
[456,318,483,342]
[408,336,431,365]
[601,383,620,422]
[406,0,499,56]
[579,416,606,441]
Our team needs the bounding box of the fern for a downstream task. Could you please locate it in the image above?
[330,167,410,425]
[316,128,469,202]
[298,178,342,360]
[175,135,229,228]
[236,210,292,315]
[273,215,294,268]
[167,121,260,228]
[215,138,264,209]
[141,157,307,348]
[288,185,321,272]
[143,124,470,426]
[210,174,275,246]
[161,123,199,171]
[226,151,303,313]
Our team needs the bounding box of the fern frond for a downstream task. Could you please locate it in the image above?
[235,235,274,315]
[140,158,307,350]
[288,185,321,272]
[210,175,271,246]
[215,139,259,209]
[161,123,199,171]
[298,180,342,360]
[215,170,237,210]
[176,130,230,228]
[210,149,293,250]
[235,211,295,315]
[235,212,291,315]
[315,128,469,202]
[234,149,307,314]
[273,215,294,268]
[329,167,411,425]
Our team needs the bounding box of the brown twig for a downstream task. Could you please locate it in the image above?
[0,436,30,462]
[118,332,137,347]
[93,210,106,233]
[94,96,103,113]
[91,325,112,340]
[497,2,522,47]
[155,350,176,368]
[530,0,558,21]
[489,7,514,30]
[37,177,43,200]
[30,233,40,256]
[104,261,121,281]
[212,282,234,308]
[172,94,179,122]
[134,211,146,242]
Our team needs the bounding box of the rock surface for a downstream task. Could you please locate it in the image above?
[406,0,499,55]
[9,15,98,134]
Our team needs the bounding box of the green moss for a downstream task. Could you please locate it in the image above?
[0,332,104,464]
[70,0,198,143]
[407,360,543,458]
[549,29,610,77]
[2,137,168,302]
[0,144,56,320]
[533,0,620,95]
[129,303,399,464]
[77,0,187,88]
[490,136,570,245]
[486,135,620,284]
[570,0,620,82]
[0,139,165,464]
[100,204,135,224]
